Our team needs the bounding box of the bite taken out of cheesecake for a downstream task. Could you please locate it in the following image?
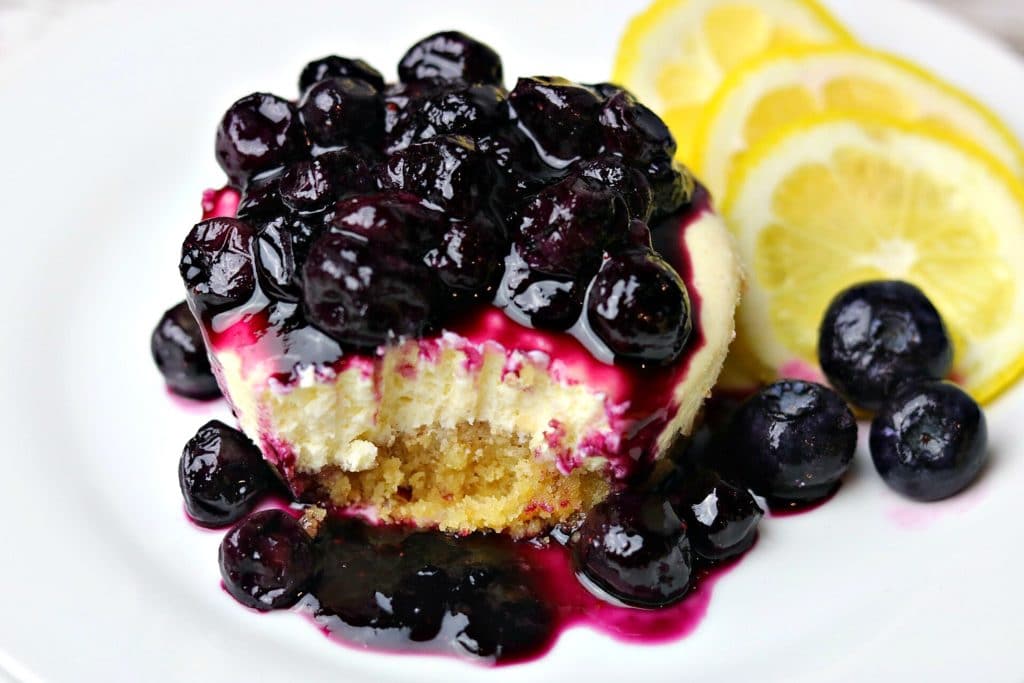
[180,31,741,537]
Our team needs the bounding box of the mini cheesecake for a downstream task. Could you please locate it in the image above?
[181,58,741,536]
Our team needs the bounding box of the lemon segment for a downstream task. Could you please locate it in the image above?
[694,45,1024,198]
[613,0,853,163]
[723,115,1024,404]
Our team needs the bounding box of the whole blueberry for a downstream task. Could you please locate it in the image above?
[598,90,677,164]
[724,380,857,505]
[511,173,628,277]
[219,509,316,611]
[398,31,503,85]
[179,420,273,527]
[870,381,987,501]
[423,215,506,301]
[454,574,552,660]
[587,248,692,366]
[323,191,446,252]
[301,231,440,349]
[277,159,333,214]
[508,77,603,162]
[179,217,258,313]
[377,135,490,216]
[298,55,385,93]
[508,272,586,331]
[819,280,954,411]
[575,155,654,221]
[385,83,507,153]
[236,171,287,222]
[255,215,322,301]
[647,157,697,218]
[215,93,308,188]
[299,77,384,149]
[668,466,762,562]
[391,565,450,642]
[572,492,692,608]
[151,301,220,400]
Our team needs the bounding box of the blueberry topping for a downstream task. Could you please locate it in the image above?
[180,217,258,312]
[391,565,450,641]
[587,248,692,366]
[398,31,503,85]
[510,273,586,331]
[575,155,654,221]
[424,214,506,301]
[151,301,221,399]
[219,509,316,611]
[819,280,954,411]
[236,171,287,221]
[323,191,446,250]
[255,215,322,301]
[179,420,273,526]
[722,380,857,505]
[667,466,762,562]
[278,159,334,213]
[301,231,440,349]
[870,381,987,501]
[572,492,693,608]
[648,157,697,218]
[299,77,384,149]
[215,93,308,188]
[598,90,677,165]
[377,135,490,216]
[299,55,385,93]
[385,83,507,153]
[508,77,603,162]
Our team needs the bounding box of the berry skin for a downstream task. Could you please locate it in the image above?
[323,191,446,252]
[587,248,692,366]
[572,492,693,608]
[235,171,286,222]
[723,380,857,505]
[179,420,273,527]
[870,381,988,501]
[667,465,762,562]
[180,218,258,313]
[819,280,954,412]
[423,215,506,301]
[598,90,677,164]
[219,510,316,611]
[377,135,490,216]
[298,55,385,93]
[575,155,654,221]
[301,231,440,350]
[278,159,333,214]
[385,83,508,153]
[215,93,308,188]
[647,157,697,218]
[510,274,586,331]
[398,31,503,85]
[508,77,603,161]
[299,77,384,149]
[151,301,220,400]
[255,215,322,301]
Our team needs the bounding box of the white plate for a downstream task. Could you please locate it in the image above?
[2,0,1023,680]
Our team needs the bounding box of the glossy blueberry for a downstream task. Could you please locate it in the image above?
[511,173,627,277]
[298,55,385,93]
[219,509,316,611]
[385,83,507,153]
[509,273,585,331]
[575,155,654,221]
[870,381,987,501]
[255,215,322,301]
[423,215,506,301]
[587,248,692,366]
[179,420,272,527]
[647,157,697,218]
[236,171,287,221]
[301,231,440,349]
[572,492,692,608]
[377,135,489,216]
[391,565,450,641]
[724,380,857,505]
[151,301,220,399]
[179,217,258,312]
[599,91,676,163]
[299,77,384,149]
[508,76,603,161]
[215,93,308,188]
[398,31,503,85]
[454,576,552,660]
[323,191,446,251]
[668,465,762,562]
[819,280,954,411]
[278,159,333,213]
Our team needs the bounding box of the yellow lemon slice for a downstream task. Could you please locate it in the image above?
[693,45,1024,198]
[723,114,1024,403]
[612,0,853,163]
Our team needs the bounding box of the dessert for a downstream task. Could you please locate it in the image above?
[180,31,742,535]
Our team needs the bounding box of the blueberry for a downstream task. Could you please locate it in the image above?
[819,280,954,411]
[870,381,987,501]
[398,31,503,85]
[316,148,375,196]
[385,83,507,153]
[298,55,385,93]
[377,135,490,216]
[391,565,450,641]
[219,510,316,611]
[236,171,287,222]
[508,77,603,162]
[589,82,633,100]
[572,492,692,608]
[510,273,586,331]
[277,160,332,214]
[323,191,446,252]
[151,301,220,400]
[423,215,506,301]
[179,420,272,526]
[723,380,857,505]
[453,574,552,660]
[255,215,322,301]
[575,155,654,221]
[301,231,440,349]
[299,77,384,149]
[586,248,692,366]
[647,157,697,218]
[668,466,762,562]
[511,173,628,277]
[215,93,308,188]
[180,217,258,313]
[599,91,677,163]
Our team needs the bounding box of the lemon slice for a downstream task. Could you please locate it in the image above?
[693,45,1024,198]
[723,114,1024,403]
[613,0,853,163]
